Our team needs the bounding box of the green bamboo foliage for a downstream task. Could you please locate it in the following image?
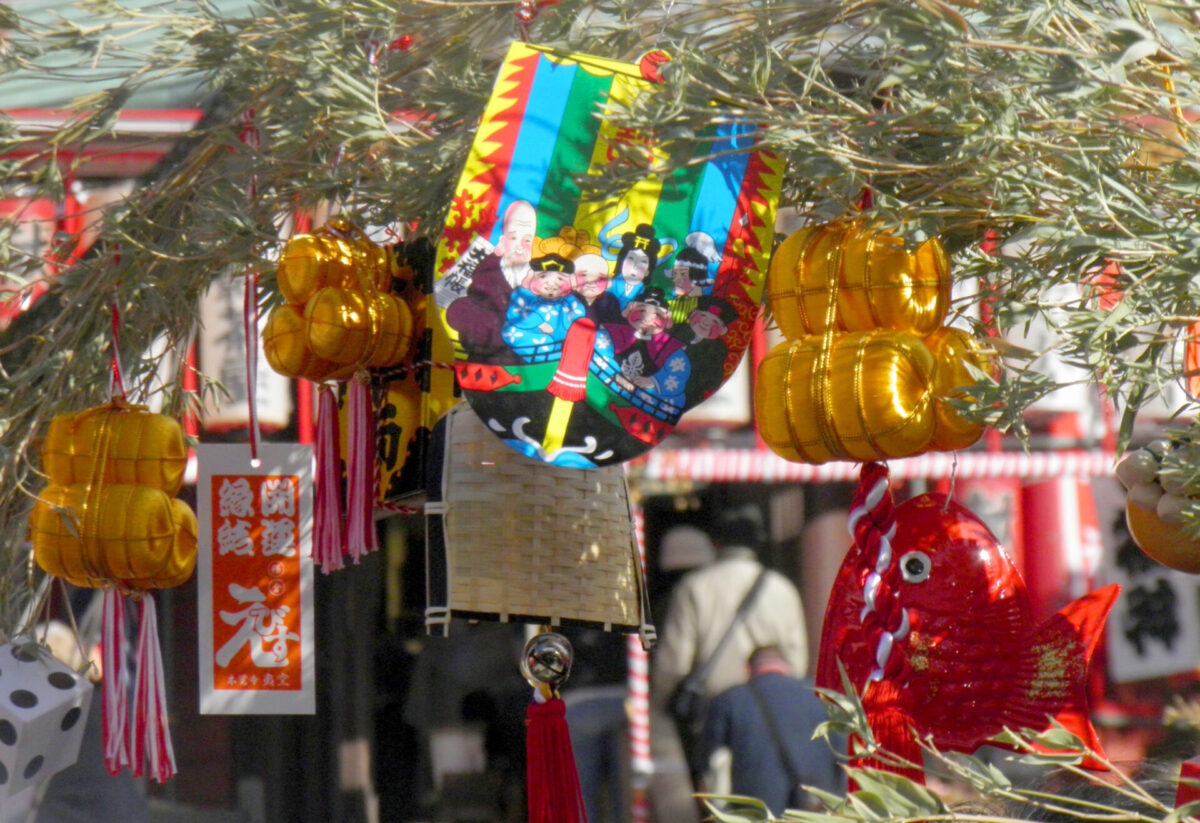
[3,0,1200,628]
[707,681,1194,823]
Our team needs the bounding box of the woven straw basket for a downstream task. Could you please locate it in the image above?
[425,405,654,647]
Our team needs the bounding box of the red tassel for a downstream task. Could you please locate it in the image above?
[313,385,345,573]
[131,595,176,782]
[344,372,378,562]
[548,318,596,402]
[526,697,587,823]
[101,589,131,775]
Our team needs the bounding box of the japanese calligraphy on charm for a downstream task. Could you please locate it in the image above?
[197,444,315,714]
[434,43,782,468]
[1100,481,1200,682]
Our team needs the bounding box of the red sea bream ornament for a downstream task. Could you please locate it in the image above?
[816,462,1119,781]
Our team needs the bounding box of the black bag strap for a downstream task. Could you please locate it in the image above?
[678,567,770,695]
[748,675,803,788]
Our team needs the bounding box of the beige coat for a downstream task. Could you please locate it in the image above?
[652,547,808,706]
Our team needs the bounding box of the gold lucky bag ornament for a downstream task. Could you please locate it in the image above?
[767,222,950,338]
[28,398,192,782]
[262,221,418,572]
[756,329,937,464]
[757,218,990,464]
[30,399,196,589]
[263,220,415,381]
[755,329,990,464]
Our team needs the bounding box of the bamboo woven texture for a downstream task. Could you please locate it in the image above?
[433,405,644,630]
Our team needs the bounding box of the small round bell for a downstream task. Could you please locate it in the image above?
[520,632,573,689]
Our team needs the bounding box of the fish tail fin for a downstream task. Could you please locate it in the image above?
[1034,584,1121,769]
[1059,583,1121,660]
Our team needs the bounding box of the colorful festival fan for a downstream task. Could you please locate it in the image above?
[433,43,782,468]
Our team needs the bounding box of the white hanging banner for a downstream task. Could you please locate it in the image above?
[1105,556,1200,682]
[1097,478,1200,682]
[197,443,315,714]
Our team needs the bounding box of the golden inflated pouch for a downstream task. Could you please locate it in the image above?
[262,303,346,382]
[304,287,413,368]
[767,222,950,338]
[31,484,197,589]
[756,330,938,464]
[31,400,197,589]
[42,401,188,495]
[276,222,393,305]
[265,223,414,380]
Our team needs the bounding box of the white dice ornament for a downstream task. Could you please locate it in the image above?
[0,639,92,798]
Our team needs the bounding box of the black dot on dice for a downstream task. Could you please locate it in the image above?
[0,720,15,745]
[10,690,37,709]
[23,755,43,780]
[11,646,36,663]
[61,707,82,731]
[47,671,75,690]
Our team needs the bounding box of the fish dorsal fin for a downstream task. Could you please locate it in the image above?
[1022,584,1121,768]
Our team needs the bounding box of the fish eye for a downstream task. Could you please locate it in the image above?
[900,551,931,583]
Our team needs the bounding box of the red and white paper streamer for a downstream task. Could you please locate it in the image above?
[243,271,261,463]
[627,507,652,823]
[101,589,131,775]
[639,448,1117,484]
[101,590,177,781]
[132,596,176,782]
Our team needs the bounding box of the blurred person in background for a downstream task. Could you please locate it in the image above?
[698,645,843,816]
[650,503,806,821]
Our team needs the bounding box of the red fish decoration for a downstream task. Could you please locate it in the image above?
[816,462,1119,781]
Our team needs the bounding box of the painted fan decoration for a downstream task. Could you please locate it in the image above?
[28,399,195,782]
[815,462,1120,781]
[433,43,782,468]
[757,221,991,463]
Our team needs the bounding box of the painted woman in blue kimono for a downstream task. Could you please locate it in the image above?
[607,223,661,310]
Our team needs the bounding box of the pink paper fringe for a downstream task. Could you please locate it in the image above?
[132,595,176,782]
[101,589,131,775]
[344,374,378,563]
[313,385,345,573]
